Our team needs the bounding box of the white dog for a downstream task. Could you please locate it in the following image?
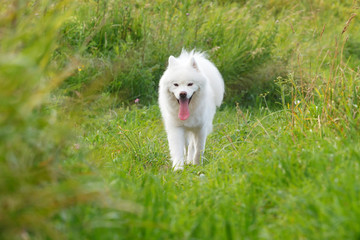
[158,50,224,170]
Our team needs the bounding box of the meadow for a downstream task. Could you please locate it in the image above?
[1,0,360,239]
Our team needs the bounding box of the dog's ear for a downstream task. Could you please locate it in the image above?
[168,56,177,68]
[190,57,199,71]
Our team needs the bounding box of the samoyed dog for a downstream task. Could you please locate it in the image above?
[158,50,224,170]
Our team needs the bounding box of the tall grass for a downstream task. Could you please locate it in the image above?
[59,0,279,104]
[274,11,359,136]
[58,0,360,106]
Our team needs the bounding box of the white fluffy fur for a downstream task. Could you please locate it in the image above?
[158,49,225,170]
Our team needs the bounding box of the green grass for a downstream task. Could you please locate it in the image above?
[1,0,360,239]
[61,102,360,239]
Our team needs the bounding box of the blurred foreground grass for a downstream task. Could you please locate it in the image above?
[0,2,139,239]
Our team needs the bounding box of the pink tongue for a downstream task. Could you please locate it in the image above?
[178,99,190,120]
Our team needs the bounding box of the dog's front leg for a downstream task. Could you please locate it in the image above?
[193,128,207,165]
[166,126,185,171]
[185,132,195,165]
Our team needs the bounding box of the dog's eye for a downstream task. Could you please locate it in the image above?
[188,83,193,86]
[174,83,179,87]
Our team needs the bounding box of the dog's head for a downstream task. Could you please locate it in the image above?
[163,55,205,120]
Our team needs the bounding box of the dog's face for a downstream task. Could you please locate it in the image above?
[166,55,203,102]
[167,73,202,120]
[168,80,199,104]
[163,56,205,120]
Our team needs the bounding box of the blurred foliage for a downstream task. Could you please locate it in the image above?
[0,1,138,239]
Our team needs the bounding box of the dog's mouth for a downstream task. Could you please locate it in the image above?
[176,95,193,104]
[176,93,194,121]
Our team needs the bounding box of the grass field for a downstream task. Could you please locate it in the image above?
[1,0,360,239]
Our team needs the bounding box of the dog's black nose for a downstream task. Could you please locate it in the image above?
[180,92,187,99]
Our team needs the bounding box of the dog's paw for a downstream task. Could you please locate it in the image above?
[173,166,184,171]
[185,159,192,165]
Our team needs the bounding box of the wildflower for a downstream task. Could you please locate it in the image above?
[135,98,140,103]
[78,65,84,72]
[186,13,190,16]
